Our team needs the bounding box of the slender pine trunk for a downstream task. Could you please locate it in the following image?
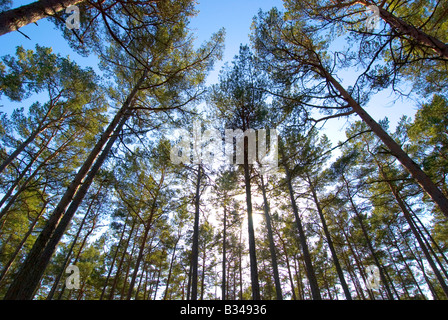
[306,173,352,300]
[222,205,227,300]
[190,164,202,300]
[343,175,394,299]
[280,143,321,300]
[109,219,136,300]
[259,174,283,300]
[163,240,178,300]
[100,214,129,300]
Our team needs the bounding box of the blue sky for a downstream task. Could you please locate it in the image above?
[188,0,284,85]
[0,0,419,147]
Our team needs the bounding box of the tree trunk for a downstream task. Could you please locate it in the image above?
[388,225,426,299]
[342,175,394,299]
[163,240,178,300]
[339,225,373,300]
[126,177,163,300]
[100,214,129,300]
[126,223,151,300]
[238,227,243,300]
[222,205,227,300]
[385,178,448,298]
[4,70,147,300]
[190,164,202,300]
[0,0,84,36]
[47,183,103,300]
[276,230,296,300]
[280,144,321,300]
[259,174,283,300]
[109,219,136,300]
[200,242,207,300]
[322,69,448,218]
[153,263,162,300]
[306,173,352,300]
[120,228,139,300]
[411,209,448,267]
[243,144,260,300]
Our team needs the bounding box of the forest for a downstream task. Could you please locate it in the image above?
[0,0,447,301]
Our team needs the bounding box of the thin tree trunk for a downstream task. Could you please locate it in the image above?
[135,261,147,300]
[280,143,321,300]
[0,129,79,224]
[0,136,49,212]
[153,264,161,300]
[259,174,283,300]
[341,248,365,300]
[276,230,296,300]
[126,223,151,300]
[342,174,395,299]
[200,243,207,300]
[340,225,374,300]
[243,146,260,300]
[368,148,448,298]
[410,208,448,267]
[408,208,448,280]
[222,205,227,300]
[0,128,59,220]
[120,229,139,300]
[238,227,243,300]
[163,240,178,300]
[47,183,103,300]
[0,0,84,36]
[190,164,202,300]
[388,225,426,299]
[109,219,136,300]
[126,174,163,301]
[306,173,352,300]
[100,214,129,300]
[387,181,448,298]
[292,255,304,300]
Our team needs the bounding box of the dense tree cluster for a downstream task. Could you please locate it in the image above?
[0,0,447,300]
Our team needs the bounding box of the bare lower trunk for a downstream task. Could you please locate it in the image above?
[280,144,321,300]
[100,214,129,300]
[222,205,227,300]
[385,178,448,298]
[260,174,283,300]
[343,175,394,299]
[244,155,260,300]
[163,241,178,300]
[190,165,202,300]
[306,173,352,300]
